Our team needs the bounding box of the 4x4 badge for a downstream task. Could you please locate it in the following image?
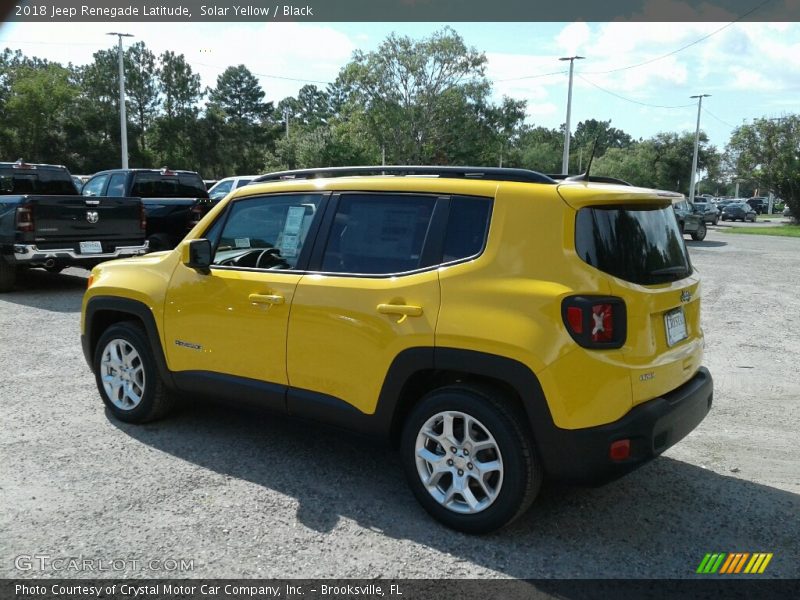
[681,290,691,303]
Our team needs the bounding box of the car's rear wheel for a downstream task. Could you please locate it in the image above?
[691,223,707,241]
[401,385,542,534]
[93,322,176,423]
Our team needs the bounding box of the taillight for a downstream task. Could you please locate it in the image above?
[561,296,627,349]
[139,203,147,230]
[15,205,35,232]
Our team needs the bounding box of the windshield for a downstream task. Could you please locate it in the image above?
[575,205,692,285]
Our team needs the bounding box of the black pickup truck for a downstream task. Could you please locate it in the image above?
[81,168,212,251]
[0,161,147,292]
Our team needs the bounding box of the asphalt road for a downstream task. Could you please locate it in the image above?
[1,229,798,579]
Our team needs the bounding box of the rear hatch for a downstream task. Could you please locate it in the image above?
[560,183,703,406]
[27,196,145,251]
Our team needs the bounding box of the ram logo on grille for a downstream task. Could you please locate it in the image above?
[680,290,691,303]
[86,211,99,224]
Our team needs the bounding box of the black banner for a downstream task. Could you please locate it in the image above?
[4,580,800,600]
[6,0,800,23]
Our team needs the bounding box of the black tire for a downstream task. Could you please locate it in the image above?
[400,385,542,534]
[147,233,175,252]
[93,321,176,423]
[0,256,17,292]
[691,223,707,241]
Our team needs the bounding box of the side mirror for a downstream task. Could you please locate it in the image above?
[184,239,212,272]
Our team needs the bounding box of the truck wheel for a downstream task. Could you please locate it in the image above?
[147,233,174,252]
[0,256,17,292]
[401,385,542,534]
[93,322,176,423]
[691,223,707,241]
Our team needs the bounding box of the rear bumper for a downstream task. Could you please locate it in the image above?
[12,242,148,265]
[539,367,713,484]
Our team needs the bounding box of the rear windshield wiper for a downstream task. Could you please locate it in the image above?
[649,265,690,277]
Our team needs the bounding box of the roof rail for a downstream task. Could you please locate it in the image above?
[254,166,556,185]
[548,174,633,186]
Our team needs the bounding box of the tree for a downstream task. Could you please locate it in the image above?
[338,27,521,165]
[207,65,276,174]
[2,63,79,163]
[513,126,564,174]
[725,115,800,218]
[594,131,718,193]
[572,118,633,170]
[152,51,202,169]
[125,42,160,156]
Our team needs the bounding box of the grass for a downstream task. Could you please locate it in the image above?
[756,213,787,221]
[722,225,800,238]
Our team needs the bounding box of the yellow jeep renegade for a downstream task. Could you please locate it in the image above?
[81,166,712,533]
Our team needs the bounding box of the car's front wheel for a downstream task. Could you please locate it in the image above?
[691,222,707,241]
[93,322,176,423]
[401,385,542,534]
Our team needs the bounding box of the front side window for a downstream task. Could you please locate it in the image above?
[212,194,323,270]
[321,194,436,275]
[82,174,109,197]
[106,173,127,197]
[210,179,233,200]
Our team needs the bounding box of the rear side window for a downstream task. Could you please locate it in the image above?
[131,173,209,198]
[0,168,77,195]
[321,194,435,275]
[443,196,491,262]
[575,205,691,285]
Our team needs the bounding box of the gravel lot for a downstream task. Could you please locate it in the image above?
[1,228,798,579]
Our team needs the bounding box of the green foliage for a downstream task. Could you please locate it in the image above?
[725,116,800,217]
[594,131,717,193]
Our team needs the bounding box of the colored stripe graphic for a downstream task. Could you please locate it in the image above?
[697,552,773,574]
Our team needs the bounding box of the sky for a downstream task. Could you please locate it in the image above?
[1,19,798,152]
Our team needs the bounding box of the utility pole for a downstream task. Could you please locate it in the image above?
[107,33,133,169]
[688,94,710,203]
[559,55,584,174]
[283,108,290,139]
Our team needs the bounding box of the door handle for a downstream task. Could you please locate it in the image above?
[377,303,423,323]
[249,293,285,305]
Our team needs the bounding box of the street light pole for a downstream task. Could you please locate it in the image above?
[108,32,133,169]
[688,93,710,203]
[559,55,584,174]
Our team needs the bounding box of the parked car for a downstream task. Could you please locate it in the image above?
[0,160,147,292]
[207,175,258,201]
[672,198,708,240]
[71,175,84,193]
[82,165,712,534]
[721,202,757,222]
[783,205,793,218]
[82,168,212,251]
[746,197,769,214]
[691,198,720,225]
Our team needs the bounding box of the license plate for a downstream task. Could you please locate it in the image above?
[79,241,103,254]
[664,307,688,346]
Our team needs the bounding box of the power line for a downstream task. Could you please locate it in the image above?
[582,0,773,75]
[577,74,695,109]
[193,61,332,85]
[702,107,737,129]
[496,69,567,83]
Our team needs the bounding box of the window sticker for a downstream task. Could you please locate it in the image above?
[234,237,251,248]
[281,233,299,258]
[284,205,306,234]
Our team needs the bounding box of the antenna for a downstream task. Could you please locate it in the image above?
[565,136,600,183]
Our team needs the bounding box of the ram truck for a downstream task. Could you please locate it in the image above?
[81,168,212,251]
[0,161,147,292]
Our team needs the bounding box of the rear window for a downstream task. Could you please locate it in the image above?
[131,173,209,198]
[0,168,77,195]
[575,205,691,285]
